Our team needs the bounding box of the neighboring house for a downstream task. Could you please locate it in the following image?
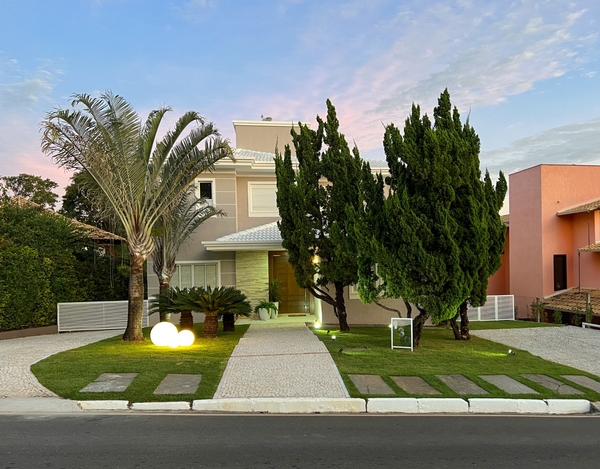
[146,119,409,325]
[487,164,600,321]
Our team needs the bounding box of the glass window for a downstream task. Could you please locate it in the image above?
[172,262,219,289]
[196,180,215,206]
[248,182,278,217]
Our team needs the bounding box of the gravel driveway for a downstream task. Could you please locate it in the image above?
[0,331,120,398]
[471,326,600,377]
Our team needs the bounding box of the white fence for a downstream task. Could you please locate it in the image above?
[467,295,514,321]
[57,300,149,332]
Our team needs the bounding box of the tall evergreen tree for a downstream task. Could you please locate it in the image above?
[275,100,361,332]
[352,89,506,346]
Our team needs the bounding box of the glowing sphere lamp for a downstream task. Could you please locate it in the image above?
[177,329,196,347]
[150,322,178,347]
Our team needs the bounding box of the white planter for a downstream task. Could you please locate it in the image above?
[271,302,279,319]
[258,308,270,321]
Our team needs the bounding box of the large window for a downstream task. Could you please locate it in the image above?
[553,254,567,291]
[171,262,219,289]
[248,182,278,217]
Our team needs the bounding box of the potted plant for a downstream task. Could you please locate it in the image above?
[255,299,276,321]
[269,279,282,318]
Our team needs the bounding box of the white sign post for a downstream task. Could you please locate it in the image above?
[391,317,413,352]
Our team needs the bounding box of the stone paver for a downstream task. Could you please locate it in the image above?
[479,375,539,394]
[349,375,395,395]
[522,374,584,395]
[436,375,489,395]
[471,327,600,377]
[154,374,202,395]
[391,376,440,395]
[214,323,348,398]
[80,373,138,393]
[562,375,600,393]
[0,331,121,398]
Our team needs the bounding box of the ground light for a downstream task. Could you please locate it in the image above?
[314,321,322,329]
[150,322,178,347]
[177,329,195,347]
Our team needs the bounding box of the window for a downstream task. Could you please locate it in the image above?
[553,254,567,291]
[248,182,278,217]
[196,179,215,206]
[171,262,219,289]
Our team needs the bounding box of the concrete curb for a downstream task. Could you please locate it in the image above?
[77,400,129,411]
[192,398,366,413]
[131,402,191,411]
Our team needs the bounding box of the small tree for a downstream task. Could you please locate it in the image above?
[275,100,362,332]
[0,174,59,209]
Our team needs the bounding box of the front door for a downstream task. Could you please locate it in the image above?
[269,252,310,315]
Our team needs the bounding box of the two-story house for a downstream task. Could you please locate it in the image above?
[146,119,408,326]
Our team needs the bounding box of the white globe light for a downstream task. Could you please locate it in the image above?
[177,329,195,347]
[150,322,178,347]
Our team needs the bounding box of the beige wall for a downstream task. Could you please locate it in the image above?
[234,121,301,155]
[235,176,280,231]
[235,251,269,309]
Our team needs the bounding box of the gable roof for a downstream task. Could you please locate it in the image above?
[557,198,600,216]
[202,221,284,251]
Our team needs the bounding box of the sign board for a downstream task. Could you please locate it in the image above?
[391,317,413,352]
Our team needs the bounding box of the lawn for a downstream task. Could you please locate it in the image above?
[313,321,600,401]
[31,323,249,403]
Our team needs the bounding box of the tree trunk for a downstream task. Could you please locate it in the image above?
[404,300,412,319]
[334,282,350,332]
[180,310,194,330]
[459,301,470,340]
[412,307,430,348]
[158,281,171,322]
[204,314,218,338]
[450,312,461,340]
[222,314,235,332]
[122,255,145,342]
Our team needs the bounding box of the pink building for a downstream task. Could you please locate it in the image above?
[489,164,600,319]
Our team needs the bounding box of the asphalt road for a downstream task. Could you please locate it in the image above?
[1,413,599,468]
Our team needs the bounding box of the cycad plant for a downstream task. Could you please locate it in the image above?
[151,286,251,338]
[41,92,232,341]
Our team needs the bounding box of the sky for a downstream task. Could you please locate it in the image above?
[1,0,599,213]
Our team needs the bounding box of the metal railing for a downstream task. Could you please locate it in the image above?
[57,300,149,332]
[467,295,514,321]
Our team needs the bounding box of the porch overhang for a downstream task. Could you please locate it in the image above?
[203,241,285,252]
[202,221,284,252]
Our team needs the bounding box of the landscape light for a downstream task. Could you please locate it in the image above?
[508,349,515,355]
[314,321,322,329]
[150,322,178,347]
[177,329,195,347]
[331,335,337,340]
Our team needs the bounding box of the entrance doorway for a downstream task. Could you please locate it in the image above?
[269,251,310,315]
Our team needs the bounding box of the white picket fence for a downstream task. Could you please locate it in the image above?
[467,295,514,321]
[57,300,149,332]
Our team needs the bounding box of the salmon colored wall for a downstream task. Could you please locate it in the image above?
[487,228,510,295]
[509,165,600,317]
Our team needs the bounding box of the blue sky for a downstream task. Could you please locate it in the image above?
[1,0,599,211]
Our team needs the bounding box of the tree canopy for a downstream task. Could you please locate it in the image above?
[275,100,362,331]
[0,173,59,209]
[41,92,232,341]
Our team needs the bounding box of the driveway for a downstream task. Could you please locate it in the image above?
[471,326,600,377]
[0,331,120,398]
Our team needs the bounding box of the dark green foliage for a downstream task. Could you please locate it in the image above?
[150,286,252,317]
[0,173,59,209]
[0,201,129,331]
[351,89,507,345]
[275,100,362,331]
[59,171,110,229]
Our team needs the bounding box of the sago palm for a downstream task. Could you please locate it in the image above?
[41,92,232,341]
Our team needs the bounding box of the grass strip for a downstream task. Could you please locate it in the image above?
[31,323,248,402]
[313,321,600,401]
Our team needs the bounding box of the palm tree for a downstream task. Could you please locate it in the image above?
[41,92,232,341]
[152,189,224,321]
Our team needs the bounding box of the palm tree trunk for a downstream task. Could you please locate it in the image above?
[158,281,171,322]
[123,255,145,341]
[222,314,235,332]
[180,310,194,330]
[204,314,218,338]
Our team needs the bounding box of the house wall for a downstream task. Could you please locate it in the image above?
[487,227,510,295]
[320,291,411,326]
[233,121,301,155]
[509,164,600,318]
[235,176,280,232]
[235,251,269,309]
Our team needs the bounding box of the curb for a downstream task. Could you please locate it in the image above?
[67,398,598,414]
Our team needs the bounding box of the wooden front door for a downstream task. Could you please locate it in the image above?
[269,252,309,315]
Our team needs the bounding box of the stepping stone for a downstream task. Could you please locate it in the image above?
[436,375,489,395]
[522,374,584,395]
[349,374,395,395]
[154,374,202,395]
[80,373,138,393]
[391,376,440,395]
[562,375,600,393]
[479,375,539,394]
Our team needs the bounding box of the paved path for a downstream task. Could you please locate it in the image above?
[471,326,600,377]
[214,322,349,398]
[0,331,120,398]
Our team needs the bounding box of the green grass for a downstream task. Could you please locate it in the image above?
[31,323,249,403]
[314,321,600,401]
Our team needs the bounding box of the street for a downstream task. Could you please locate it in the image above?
[1,413,599,468]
